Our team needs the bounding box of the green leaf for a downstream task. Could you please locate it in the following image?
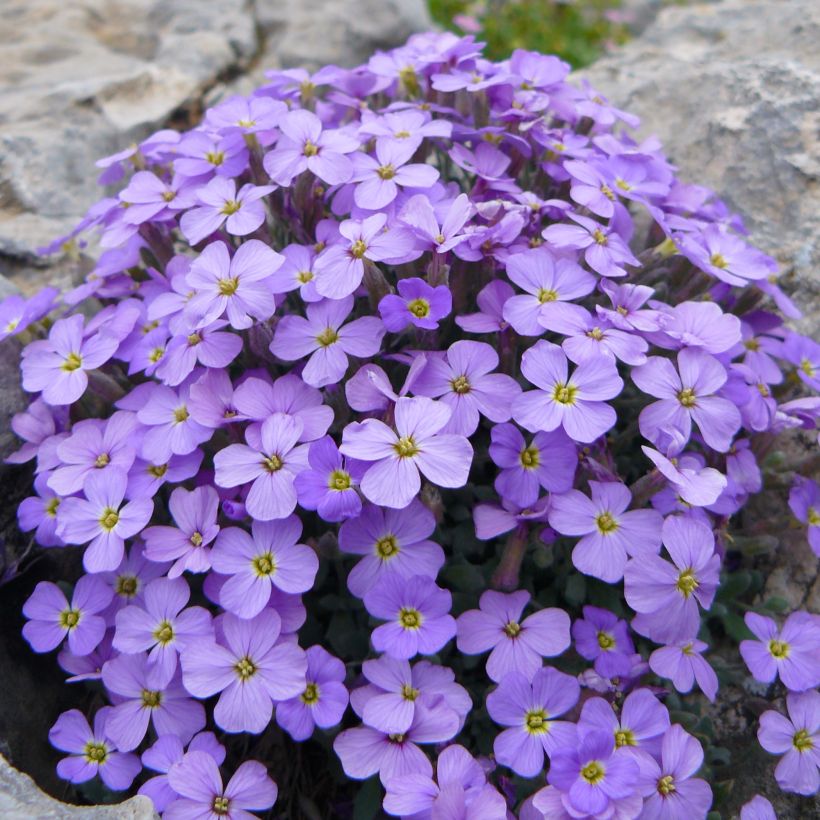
[564,574,586,607]
[353,776,383,820]
[722,612,754,642]
[763,596,789,613]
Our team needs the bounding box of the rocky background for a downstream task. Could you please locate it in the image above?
[0,0,817,816]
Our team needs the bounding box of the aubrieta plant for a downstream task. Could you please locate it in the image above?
[3,30,820,819]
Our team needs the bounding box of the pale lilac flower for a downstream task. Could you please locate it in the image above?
[340,396,473,509]
[17,473,65,547]
[633,348,741,453]
[579,688,670,760]
[548,481,663,583]
[457,589,571,684]
[400,192,472,253]
[513,340,623,444]
[412,340,520,436]
[49,708,140,790]
[185,239,284,330]
[379,278,452,333]
[6,398,62,465]
[266,243,321,301]
[642,446,727,507]
[98,542,170,620]
[677,224,772,286]
[502,248,596,336]
[113,577,213,687]
[740,795,777,820]
[180,178,274,245]
[650,639,719,702]
[165,751,278,820]
[213,413,309,521]
[57,469,153,573]
[156,321,243,387]
[359,109,452,152]
[211,516,318,619]
[275,645,349,741]
[0,287,58,341]
[126,450,203,502]
[788,476,820,556]
[21,314,119,405]
[205,94,286,135]
[572,606,635,680]
[456,279,514,334]
[487,667,580,777]
[489,423,577,507]
[181,609,306,734]
[596,279,662,332]
[338,500,445,597]
[659,300,741,355]
[263,108,358,185]
[333,699,459,786]
[293,435,365,522]
[23,576,111,656]
[119,171,196,225]
[624,516,720,644]
[102,655,205,751]
[174,130,248,179]
[364,574,456,660]
[383,744,506,818]
[782,332,820,392]
[344,356,426,413]
[350,139,439,209]
[271,295,385,387]
[635,724,713,818]
[740,611,820,692]
[188,369,240,429]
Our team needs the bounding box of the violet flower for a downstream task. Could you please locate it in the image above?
[572,605,635,679]
[379,278,452,333]
[649,639,719,702]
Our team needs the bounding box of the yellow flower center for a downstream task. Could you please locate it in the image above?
[552,382,578,405]
[218,277,240,296]
[297,270,313,283]
[593,229,608,245]
[519,445,540,469]
[615,178,632,192]
[161,191,176,203]
[95,453,110,468]
[769,639,790,659]
[595,511,619,534]
[252,552,276,577]
[100,507,120,531]
[59,609,81,629]
[401,683,420,701]
[615,728,636,747]
[153,620,174,645]
[503,621,521,638]
[399,607,422,630]
[393,436,420,458]
[587,327,605,341]
[709,253,728,269]
[149,347,165,364]
[190,531,203,547]
[450,375,471,394]
[262,453,283,472]
[301,682,320,704]
[173,406,189,423]
[377,164,396,180]
[84,741,108,764]
[793,729,813,752]
[744,338,760,351]
[407,298,431,318]
[61,352,83,372]
[581,761,606,784]
[657,775,676,796]
[220,200,242,215]
[600,184,615,201]
[235,656,257,680]
[388,732,406,744]
[212,796,231,816]
[677,387,697,408]
[376,534,399,558]
[316,327,339,347]
[525,708,549,735]
[537,288,558,303]
[303,140,319,157]
[205,150,225,166]
[116,575,138,597]
[808,507,820,526]
[147,463,168,478]
[45,497,60,517]
[676,568,699,598]
[801,358,816,377]
[350,239,368,259]
[141,689,162,708]
[597,631,615,650]
[328,469,351,491]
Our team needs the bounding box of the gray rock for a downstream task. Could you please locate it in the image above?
[0,756,158,819]
[580,0,820,333]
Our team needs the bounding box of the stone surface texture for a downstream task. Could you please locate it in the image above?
[581,0,820,333]
[0,756,158,819]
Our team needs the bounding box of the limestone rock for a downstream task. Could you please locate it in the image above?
[0,756,158,819]
[580,0,820,333]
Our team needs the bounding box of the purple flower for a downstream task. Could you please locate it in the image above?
[174,131,248,179]
[542,213,639,278]
[263,108,358,186]
[101,654,205,751]
[412,341,521,436]
[333,699,459,786]
[363,574,456,660]
[579,688,670,760]
[383,744,506,818]
[635,724,713,818]
[456,590,570,683]
[633,348,741,453]
[180,177,274,245]
[740,795,777,820]
[23,576,111,656]
[213,413,309,521]
[788,476,820,557]
[649,639,719,702]
[513,340,623,444]
[313,214,419,299]
[487,667,580,777]
[98,542,170,619]
[677,224,772,286]
[660,300,741,355]
[350,139,439,209]
[548,481,663,583]
[293,435,365,522]
[350,657,470,735]
[181,609,306,734]
[271,295,384,387]
[547,730,639,816]
[572,606,635,679]
[400,192,472,253]
[740,611,820,692]
[21,314,118,405]
[142,485,221,577]
[624,516,720,643]
[156,321,243,387]
[275,645,349,741]
[379,278,452,333]
[211,516,318,618]
[340,396,473,509]
[359,109,452,152]
[338,500,445,598]
[0,287,58,341]
[119,171,195,224]
[205,93,285,135]
[17,473,64,547]
[456,279,514,334]
[113,577,212,687]
[489,423,577,507]
[502,248,595,336]
[642,446,727,507]
[57,469,153,573]
[165,751,278,820]
[49,708,140,790]
[185,240,283,330]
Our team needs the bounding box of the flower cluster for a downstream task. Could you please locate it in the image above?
[4,29,820,819]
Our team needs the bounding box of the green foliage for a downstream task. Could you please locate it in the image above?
[427,0,630,67]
